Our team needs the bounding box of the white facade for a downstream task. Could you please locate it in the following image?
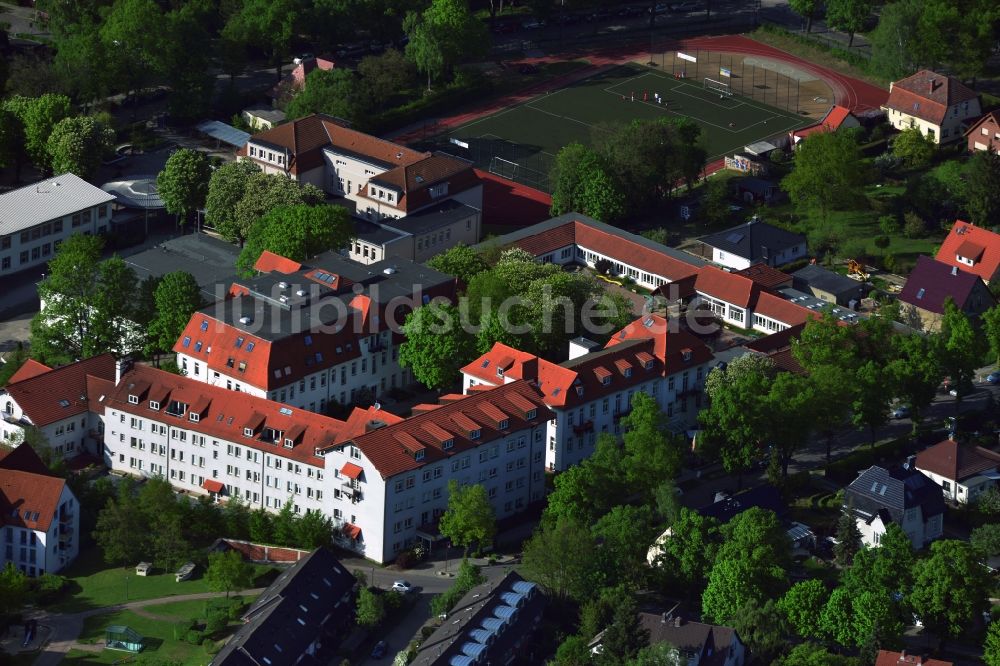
[884,99,982,144]
[102,407,327,516]
[321,423,548,564]
[915,466,998,505]
[575,246,672,291]
[855,507,943,550]
[177,330,411,411]
[0,485,79,576]
[710,244,807,272]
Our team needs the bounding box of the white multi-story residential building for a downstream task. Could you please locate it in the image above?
[173,250,456,412]
[238,114,483,265]
[319,380,552,564]
[0,173,116,277]
[0,444,80,576]
[99,362,401,515]
[475,213,706,291]
[0,354,115,460]
[461,315,714,471]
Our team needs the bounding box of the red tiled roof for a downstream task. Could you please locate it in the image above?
[695,266,758,308]
[875,651,952,666]
[736,264,793,290]
[255,250,302,274]
[344,523,362,540]
[6,359,51,384]
[106,365,378,466]
[915,438,1000,482]
[202,479,224,493]
[883,70,979,125]
[475,169,552,227]
[754,291,821,327]
[341,462,364,479]
[5,354,116,427]
[0,444,66,532]
[822,105,853,129]
[935,220,1000,283]
[364,154,479,214]
[343,381,552,478]
[510,221,576,257]
[604,314,715,375]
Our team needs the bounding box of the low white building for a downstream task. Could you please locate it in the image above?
[0,173,116,277]
[98,361,399,516]
[461,315,714,471]
[0,354,115,460]
[698,219,808,271]
[844,461,945,549]
[0,444,80,576]
[915,437,1000,504]
[319,380,552,564]
[691,266,821,334]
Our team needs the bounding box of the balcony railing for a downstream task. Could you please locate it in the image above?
[572,420,594,435]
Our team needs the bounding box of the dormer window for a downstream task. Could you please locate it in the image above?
[470,429,481,440]
[624,368,632,378]
[443,438,454,450]
[190,413,200,422]
[243,427,253,437]
[645,361,654,370]
[499,419,509,430]
[415,449,425,461]
[284,439,293,449]
[128,395,139,405]
[149,401,160,410]
[526,409,537,420]
[576,386,584,397]
[602,376,611,386]
[496,367,504,377]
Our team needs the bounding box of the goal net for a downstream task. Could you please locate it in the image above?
[489,156,520,181]
[704,78,733,97]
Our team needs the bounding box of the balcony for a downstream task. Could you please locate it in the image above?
[341,483,363,503]
[572,420,594,435]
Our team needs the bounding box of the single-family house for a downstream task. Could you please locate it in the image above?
[792,264,867,306]
[590,606,745,666]
[915,437,1000,504]
[934,220,1000,285]
[0,443,80,576]
[269,57,336,104]
[898,256,995,332]
[790,105,861,145]
[210,546,356,665]
[735,177,782,204]
[882,70,981,144]
[964,111,1000,153]
[241,105,286,131]
[875,651,953,666]
[698,219,807,270]
[843,460,945,549]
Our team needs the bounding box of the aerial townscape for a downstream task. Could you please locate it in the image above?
[2,0,1000,665]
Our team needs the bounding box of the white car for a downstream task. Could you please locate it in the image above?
[391,580,413,594]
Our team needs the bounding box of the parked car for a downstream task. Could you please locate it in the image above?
[391,580,413,594]
[986,371,1000,384]
[891,405,911,419]
[670,0,701,11]
[522,18,546,29]
[371,641,387,658]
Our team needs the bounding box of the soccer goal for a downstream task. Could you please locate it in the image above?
[489,156,520,181]
[704,78,733,97]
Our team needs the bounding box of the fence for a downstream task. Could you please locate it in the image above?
[420,135,555,192]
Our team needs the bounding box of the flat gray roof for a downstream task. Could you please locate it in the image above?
[124,234,241,301]
[0,173,116,236]
[196,121,250,148]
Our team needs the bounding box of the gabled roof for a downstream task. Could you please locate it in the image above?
[898,256,991,315]
[934,220,1000,283]
[6,359,51,384]
[875,650,953,666]
[0,173,117,236]
[915,438,1000,483]
[964,110,1000,136]
[699,219,806,263]
[4,354,116,427]
[884,70,979,125]
[0,443,69,532]
[637,611,741,666]
[605,314,715,375]
[337,381,552,479]
[695,266,759,307]
[736,263,793,290]
[212,546,356,666]
[846,464,945,527]
[699,484,786,523]
[365,153,478,213]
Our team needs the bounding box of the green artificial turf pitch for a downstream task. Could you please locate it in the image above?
[443,64,811,189]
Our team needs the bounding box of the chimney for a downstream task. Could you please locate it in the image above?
[929,79,935,94]
[115,357,133,385]
[951,265,958,276]
[366,419,386,432]
[519,357,538,382]
[904,455,916,470]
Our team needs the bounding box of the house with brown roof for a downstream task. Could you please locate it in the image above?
[875,650,952,666]
[965,111,1000,153]
[461,315,714,471]
[915,437,1000,504]
[238,114,483,265]
[0,443,80,575]
[317,380,552,563]
[0,354,116,460]
[898,256,995,332]
[269,57,336,105]
[789,104,861,145]
[882,70,981,144]
[590,606,745,666]
[692,266,821,333]
[934,220,1000,285]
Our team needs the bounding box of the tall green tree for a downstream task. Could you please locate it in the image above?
[154,5,215,122]
[522,515,599,602]
[286,68,364,122]
[157,149,213,227]
[4,94,73,169]
[356,585,387,627]
[295,510,335,549]
[236,204,353,276]
[399,303,475,389]
[891,127,935,169]
[886,333,940,433]
[964,150,1000,228]
[869,0,922,80]
[621,392,683,499]
[935,299,985,406]
[788,0,818,32]
[147,272,204,356]
[983,305,1000,366]
[779,579,829,639]
[544,435,626,527]
[766,371,816,477]
[206,550,254,598]
[834,507,862,566]
[549,142,624,223]
[403,0,489,90]
[427,244,488,287]
[232,173,326,248]
[357,49,416,109]
[652,508,720,593]
[824,0,872,47]
[93,478,148,567]
[596,595,648,666]
[910,539,992,638]
[782,130,866,222]
[205,160,261,243]
[46,115,114,178]
[731,599,789,663]
[100,0,163,102]
[439,480,496,554]
[985,620,1000,666]
[223,0,302,81]
[592,505,657,589]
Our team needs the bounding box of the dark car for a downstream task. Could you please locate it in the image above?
[987,371,1000,384]
[518,63,539,74]
[371,641,387,659]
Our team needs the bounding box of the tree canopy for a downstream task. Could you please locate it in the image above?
[439,480,497,554]
[157,149,213,226]
[236,204,353,276]
[147,272,204,356]
[782,130,866,221]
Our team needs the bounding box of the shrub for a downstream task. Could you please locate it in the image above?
[395,550,417,569]
[874,236,890,249]
[205,611,229,635]
[878,215,899,236]
[185,629,205,645]
[903,212,926,238]
[769,149,786,164]
[421,625,436,639]
[872,151,899,175]
[173,621,194,640]
[882,254,897,273]
[595,258,613,275]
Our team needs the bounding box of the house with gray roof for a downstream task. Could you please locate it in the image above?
[792,264,867,306]
[0,173,116,277]
[843,459,945,549]
[211,546,356,666]
[698,218,807,271]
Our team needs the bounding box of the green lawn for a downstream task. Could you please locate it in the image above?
[50,549,212,613]
[430,63,809,191]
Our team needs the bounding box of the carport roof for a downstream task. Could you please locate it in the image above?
[196,120,250,148]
